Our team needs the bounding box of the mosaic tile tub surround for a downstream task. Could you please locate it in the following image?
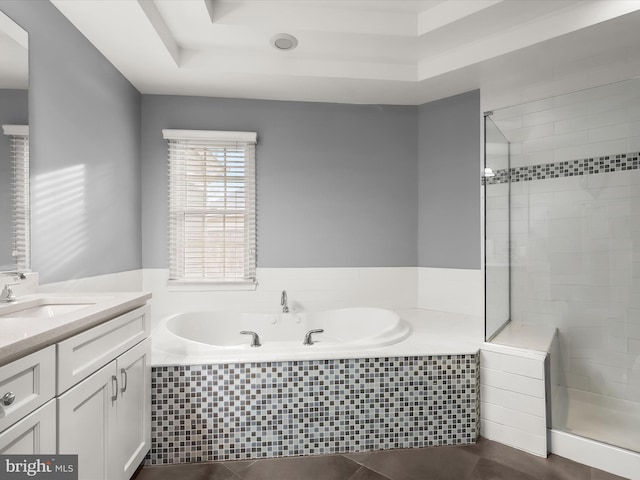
[148,354,479,464]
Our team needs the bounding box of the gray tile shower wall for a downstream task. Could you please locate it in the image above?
[147,354,479,464]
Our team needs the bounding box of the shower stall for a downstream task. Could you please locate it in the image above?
[484,78,640,472]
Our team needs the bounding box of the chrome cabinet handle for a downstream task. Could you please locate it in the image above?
[1,392,15,406]
[120,368,128,394]
[111,375,118,401]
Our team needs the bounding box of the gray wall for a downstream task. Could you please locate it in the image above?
[0,0,482,280]
[0,88,28,268]
[141,96,418,268]
[418,90,481,269]
[0,1,142,283]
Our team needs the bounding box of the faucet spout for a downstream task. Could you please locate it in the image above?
[0,285,17,303]
[240,331,261,347]
[0,272,25,303]
[281,290,289,313]
[303,329,324,346]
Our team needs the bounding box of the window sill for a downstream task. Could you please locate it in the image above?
[167,280,258,292]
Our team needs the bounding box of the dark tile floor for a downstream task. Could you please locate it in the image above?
[133,437,628,480]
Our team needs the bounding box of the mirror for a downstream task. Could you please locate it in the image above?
[0,11,28,271]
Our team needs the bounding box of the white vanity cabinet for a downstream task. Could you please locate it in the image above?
[0,293,151,480]
[57,304,151,480]
[0,345,57,454]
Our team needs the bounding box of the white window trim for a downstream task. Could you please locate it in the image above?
[164,129,257,288]
[166,279,258,292]
[163,129,257,144]
[2,125,29,136]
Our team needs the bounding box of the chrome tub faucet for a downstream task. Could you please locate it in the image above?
[281,290,289,313]
[303,329,324,346]
[240,331,261,347]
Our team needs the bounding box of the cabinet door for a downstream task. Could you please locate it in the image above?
[115,338,151,480]
[58,361,118,480]
[0,400,56,454]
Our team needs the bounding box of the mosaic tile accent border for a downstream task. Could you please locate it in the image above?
[147,354,479,464]
[485,151,640,184]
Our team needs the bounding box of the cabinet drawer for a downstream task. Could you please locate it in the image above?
[57,304,150,394]
[0,399,56,454]
[0,346,56,433]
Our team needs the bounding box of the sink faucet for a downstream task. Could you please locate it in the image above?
[281,290,289,313]
[0,285,17,303]
[0,272,26,303]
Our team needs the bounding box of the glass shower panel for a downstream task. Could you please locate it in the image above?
[484,115,510,341]
[490,78,640,454]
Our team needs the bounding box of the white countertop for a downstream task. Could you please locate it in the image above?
[0,291,151,367]
[151,308,484,366]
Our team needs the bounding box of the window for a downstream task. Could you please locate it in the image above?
[163,129,257,284]
[2,125,29,271]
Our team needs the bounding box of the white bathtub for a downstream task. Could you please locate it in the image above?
[153,307,411,363]
[151,308,484,366]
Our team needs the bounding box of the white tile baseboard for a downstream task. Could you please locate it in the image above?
[550,429,640,480]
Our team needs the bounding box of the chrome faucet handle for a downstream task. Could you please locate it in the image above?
[303,329,324,346]
[240,331,261,347]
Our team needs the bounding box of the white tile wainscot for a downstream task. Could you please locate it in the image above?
[143,267,419,321]
[37,268,485,323]
[480,342,549,457]
[418,267,483,317]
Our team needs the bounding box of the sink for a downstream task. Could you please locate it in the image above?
[0,296,110,319]
[0,303,93,319]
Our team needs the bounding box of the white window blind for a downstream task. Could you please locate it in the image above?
[2,125,30,271]
[163,129,257,284]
